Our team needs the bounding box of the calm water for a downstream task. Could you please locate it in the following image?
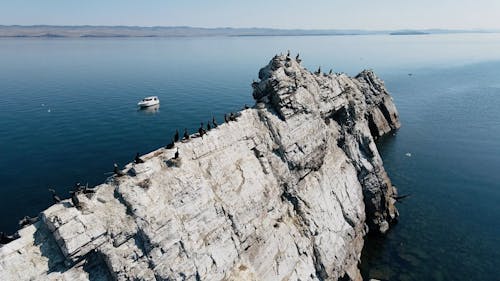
[1,34,500,279]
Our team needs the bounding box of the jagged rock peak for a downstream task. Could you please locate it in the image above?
[0,54,401,281]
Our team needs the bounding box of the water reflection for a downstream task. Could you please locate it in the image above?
[138,104,160,114]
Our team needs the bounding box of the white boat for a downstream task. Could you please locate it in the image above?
[137,96,160,108]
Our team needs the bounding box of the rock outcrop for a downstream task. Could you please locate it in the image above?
[0,54,400,281]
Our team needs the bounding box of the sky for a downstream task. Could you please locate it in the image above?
[1,0,500,30]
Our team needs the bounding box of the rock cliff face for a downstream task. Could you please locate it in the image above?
[0,55,400,281]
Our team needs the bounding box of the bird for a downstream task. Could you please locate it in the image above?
[174,129,179,142]
[48,188,61,204]
[174,148,179,159]
[113,163,126,177]
[18,216,38,228]
[329,69,333,75]
[244,104,250,109]
[135,152,144,164]
[224,114,229,123]
[229,112,236,121]
[183,128,190,140]
[207,121,211,131]
[166,139,175,149]
[198,123,206,137]
[70,191,81,209]
[212,116,218,128]
[315,66,321,75]
[295,53,301,63]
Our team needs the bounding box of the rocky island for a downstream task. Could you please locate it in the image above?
[0,54,400,281]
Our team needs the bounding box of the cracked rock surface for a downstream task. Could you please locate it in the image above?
[0,55,400,281]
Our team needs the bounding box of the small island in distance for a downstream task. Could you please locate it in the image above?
[390,30,430,35]
[0,25,498,38]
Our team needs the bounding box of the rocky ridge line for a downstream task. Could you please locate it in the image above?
[0,54,400,281]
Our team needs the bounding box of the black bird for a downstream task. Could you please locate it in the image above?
[295,53,301,63]
[19,216,38,228]
[244,104,250,109]
[174,148,179,159]
[212,116,218,128]
[224,114,229,123]
[135,152,144,164]
[0,232,19,244]
[315,66,321,75]
[166,139,175,149]
[48,188,61,204]
[70,191,81,209]
[174,129,179,142]
[113,163,126,177]
[207,121,211,131]
[329,69,333,75]
[229,112,236,121]
[287,50,290,57]
[198,123,206,137]
[183,128,190,140]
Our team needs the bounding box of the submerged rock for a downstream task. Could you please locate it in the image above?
[0,54,400,280]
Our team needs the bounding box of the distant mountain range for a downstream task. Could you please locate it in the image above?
[0,25,498,38]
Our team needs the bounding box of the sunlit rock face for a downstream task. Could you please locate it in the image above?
[0,54,400,281]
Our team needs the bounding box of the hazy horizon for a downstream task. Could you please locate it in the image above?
[2,0,500,30]
[0,24,498,32]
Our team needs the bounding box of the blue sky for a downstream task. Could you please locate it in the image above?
[1,0,499,29]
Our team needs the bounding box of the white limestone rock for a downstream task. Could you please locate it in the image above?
[0,54,400,281]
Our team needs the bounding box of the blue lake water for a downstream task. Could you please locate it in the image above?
[1,34,500,279]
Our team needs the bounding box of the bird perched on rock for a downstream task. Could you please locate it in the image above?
[212,116,218,128]
[113,163,126,177]
[174,129,179,142]
[329,69,333,75]
[48,188,61,204]
[19,216,38,228]
[174,148,179,159]
[224,114,229,123]
[295,53,301,63]
[244,104,250,109]
[198,123,206,137]
[207,121,211,131]
[70,191,82,209]
[315,66,321,75]
[183,128,189,140]
[229,112,236,121]
[166,139,175,149]
[135,152,144,164]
